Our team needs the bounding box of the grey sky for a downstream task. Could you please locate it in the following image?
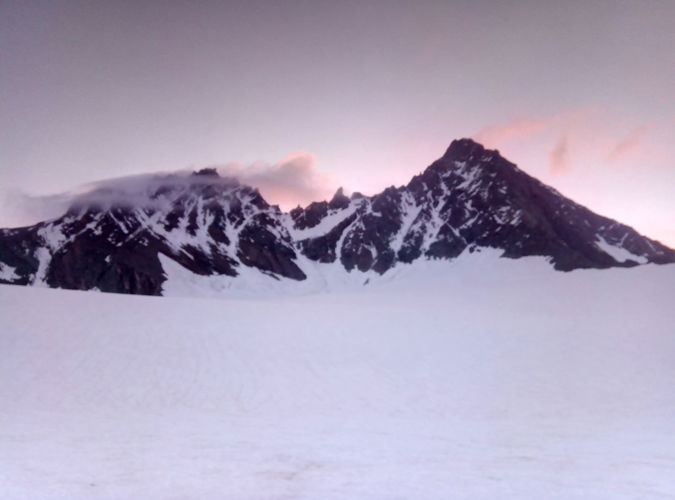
[1,1,674,243]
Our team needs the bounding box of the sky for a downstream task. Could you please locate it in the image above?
[1,0,674,246]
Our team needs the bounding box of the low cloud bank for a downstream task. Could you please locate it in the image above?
[0,189,73,229]
[0,152,337,229]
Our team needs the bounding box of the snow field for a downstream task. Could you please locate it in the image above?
[1,256,675,498]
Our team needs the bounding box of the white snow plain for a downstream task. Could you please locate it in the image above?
[1,253,675,499]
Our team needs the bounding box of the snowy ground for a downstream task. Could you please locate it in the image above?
[2,254,675,499]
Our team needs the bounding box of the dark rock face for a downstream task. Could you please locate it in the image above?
[237,215,306,281]
[329,188,350,210]
[298,213,357,264]
[1,138,674,295]
[0,228,41,286]
[291,201,328,230]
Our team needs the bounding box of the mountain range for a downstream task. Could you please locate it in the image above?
[1,138,673,295]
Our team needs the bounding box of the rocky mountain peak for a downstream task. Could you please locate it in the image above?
[192,167,221,178]
[437,138,515,175]
[329,187,350,210]
[442,137,487,162]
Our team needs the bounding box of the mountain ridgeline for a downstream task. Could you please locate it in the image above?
[1,139,674,295]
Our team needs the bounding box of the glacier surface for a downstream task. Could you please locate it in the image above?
[1,255,674,499]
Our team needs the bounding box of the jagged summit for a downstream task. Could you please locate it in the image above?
[329,187,350,210]
[192,167,220,178]
[443,137,488,161]
[430,138,517,178]
[1,139,674,295]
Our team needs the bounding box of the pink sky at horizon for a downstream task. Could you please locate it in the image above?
[1,1,673,247]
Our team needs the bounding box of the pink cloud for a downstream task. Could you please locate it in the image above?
[217,151,338,209]
[473,117,551,147]
[548,136,570,174]
[605,125,652,164]
[473,108,597,151]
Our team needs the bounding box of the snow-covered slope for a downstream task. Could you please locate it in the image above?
[2,258,675,499]
[1,139,674,296]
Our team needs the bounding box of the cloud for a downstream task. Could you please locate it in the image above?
[605,125,651,164]
[0,152,338,228]
[474,116,551,147]
[215,151,337,209]
[548,136,570,174]
[0,189,73,228]
[473,108,597,149]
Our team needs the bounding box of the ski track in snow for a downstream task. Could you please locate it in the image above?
[1,258,675,499]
